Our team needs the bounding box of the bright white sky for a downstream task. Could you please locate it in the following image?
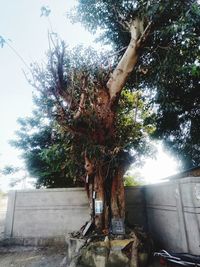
[0,0,180,191]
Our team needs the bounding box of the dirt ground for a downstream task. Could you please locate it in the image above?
[0,245,162,267]
[0,245,68,267]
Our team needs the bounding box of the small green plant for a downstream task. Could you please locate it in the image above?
[124,174,143,187]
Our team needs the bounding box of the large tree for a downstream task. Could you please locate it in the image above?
[72,0,200,169]
[27,0,199,233]
[12,46,151,191]
[29,35,152,232]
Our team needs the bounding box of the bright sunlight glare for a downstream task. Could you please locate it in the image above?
[140,142,180,183]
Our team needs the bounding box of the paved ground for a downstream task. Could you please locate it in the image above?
[0,245,162,267]
[0,245,68,267]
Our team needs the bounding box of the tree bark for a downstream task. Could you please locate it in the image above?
[111,167,126,220]
[85,155,127,232]
[82,18,149,233]
[93,166,106,231]
[107,18,144,101]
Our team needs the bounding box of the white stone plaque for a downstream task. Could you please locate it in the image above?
[95,200,103,214]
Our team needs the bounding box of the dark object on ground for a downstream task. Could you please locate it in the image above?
[154,249,200,266]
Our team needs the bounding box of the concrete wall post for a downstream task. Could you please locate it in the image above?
[4,190,16,238]
[175,183,189,252]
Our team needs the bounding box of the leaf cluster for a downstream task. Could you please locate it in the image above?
[13,43,154,187]
[73,0,200,169]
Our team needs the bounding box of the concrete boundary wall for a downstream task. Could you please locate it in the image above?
[4,188,90,241]
[125,186,147,229]
[4,187,144,242]
[145,177,200,254]
[3,177,200,254]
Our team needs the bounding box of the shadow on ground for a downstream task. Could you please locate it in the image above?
[0,245,162,267]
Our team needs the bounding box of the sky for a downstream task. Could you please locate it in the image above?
[0,0,180,191]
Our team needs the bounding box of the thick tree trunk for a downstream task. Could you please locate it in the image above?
[83,20,145,232]
[85,155,127,233]
[111,167,125,219]
[81,18,151,233]
[40,12,152,236]
[93,166,106,231]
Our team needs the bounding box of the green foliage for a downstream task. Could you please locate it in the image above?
[71,1,195,48]
[115,90,155,155]
[13,0,200,188]
[0,165,19,175]
[73,0,200,169]
[124,174,142,187]
[11,92,84,188]
[147,3,200,169]
[12,44,153,187]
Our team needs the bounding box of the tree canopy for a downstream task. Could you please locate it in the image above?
[12,45,152,188]
[12,1,200,192]
[11,75,88,188]
[72,0,200,169]
[11,101,84,188]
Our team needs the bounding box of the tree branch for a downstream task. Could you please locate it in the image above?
[106,19,152,101]
[136,21,152,47]
[74,74,88,119]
